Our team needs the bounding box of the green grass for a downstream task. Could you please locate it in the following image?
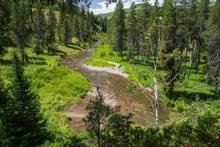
[174,72,215,100]
[85,59,115,67]
[0,45,91,146]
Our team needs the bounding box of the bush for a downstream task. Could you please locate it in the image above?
[175,98,187,112]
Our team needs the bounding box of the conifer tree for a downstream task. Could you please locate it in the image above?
[46,6,57,53]
[127,2,138,62]
[4,53,48,146]
[111,0,125,58]
[0,0,11,56]
[10,0,29,63]
[34,0,47,54]
[175,0,191,79]
[148,0,160,65]
[161,0,177,97]
[84,90,112,147]
[204,0,220,93]
[63,15,72,45]
[105,113,134,146]
[73,15,80,39]
[191,0,210,71]
[0,79,9,146]
[137,0,150,62]
[0,79,7,115]
[58,0,67,43]
[79,16,85,42]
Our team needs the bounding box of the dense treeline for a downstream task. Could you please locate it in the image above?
[109,0,220,97]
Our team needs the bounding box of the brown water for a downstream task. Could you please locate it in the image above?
[61,42,171,130]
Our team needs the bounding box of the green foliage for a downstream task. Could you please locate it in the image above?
[46,6,57,53]
[85,94,220,146]
[2,53,48,146]
[160,0,177,97]
[127,2,138,61]
[84,93,113,147]
[204,1,220,93]
[174,98,187,112]
[111,0,126,57]
[35,0,47,54]
[63,15,72,45]
[0,44,90,146]
[193,111,220,146]
[104,113,134,146]
[0,78,9,146]
[0,0,11,55]
[73,15,80,39]
[10,0,29,63]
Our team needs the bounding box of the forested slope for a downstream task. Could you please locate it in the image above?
[0,0,220,146]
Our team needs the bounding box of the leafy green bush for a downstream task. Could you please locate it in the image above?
[175,98,188,112]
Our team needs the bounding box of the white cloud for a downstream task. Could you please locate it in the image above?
[91,0,163,15]
[90,2,116,15]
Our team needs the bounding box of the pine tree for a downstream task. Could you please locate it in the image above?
[73,15,80,39]
[191,0,210,71]
[0,65,11,147]
[46,6,57,53]
[0,0,11,56]
[34,0,47,54]
[0,79,7,115]
[10,0,29,63]
[63,15,72,45]
[79,16,85,42]
[161,0,177,97]
[4,53,48,146]
[137,0,150,62]
[175,0,191,79]
[58,0,67,43]
[85,11,95,42]
[127,2,138,62]
[84,90,113,147]
[105,113,134,146]
[147,0,160,65]
[0,79,9,146]
[204,0,220,93]
[111,0,126,58]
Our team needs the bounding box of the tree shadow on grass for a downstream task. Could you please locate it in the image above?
[29,56,45,61]
[28,56,47,65]
[67,44,83,50]
[0,58,12,66]
[42,48,67,57]
[172,90,216,100]
[132,59,154,67]
[28,61,47,65]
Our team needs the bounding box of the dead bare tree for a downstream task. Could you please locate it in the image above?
[147,16,161,127]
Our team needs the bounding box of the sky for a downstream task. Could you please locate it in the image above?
[90,0,163,15]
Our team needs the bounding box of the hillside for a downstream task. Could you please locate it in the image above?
[1,0,220,146]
